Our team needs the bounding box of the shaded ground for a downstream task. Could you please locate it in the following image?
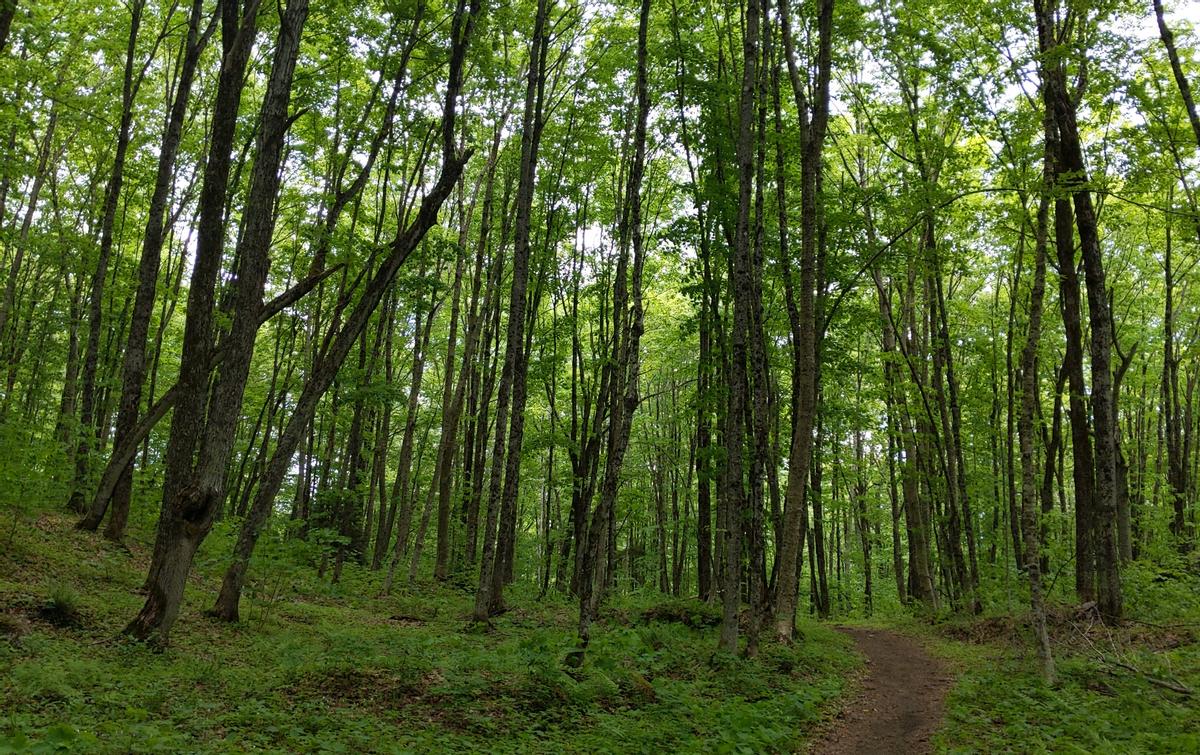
[0,511,859,753]
[810,627,953,755]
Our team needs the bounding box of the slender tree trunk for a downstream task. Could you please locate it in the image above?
[1018,110,1056,682]
[1163,218,1188,547]
[1153,0,1200,150]
[383,303,436,589]
[474,0,549,621]
[210,0,476,619]
[771,0,833,642]
[854,424,872,616]
[79,0,213,538]
[576,0,650,647]
[433,112,508,580]
[68,1,147,513]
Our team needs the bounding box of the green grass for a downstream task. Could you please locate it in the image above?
[7,497,1197,754]
[0,510,858,753]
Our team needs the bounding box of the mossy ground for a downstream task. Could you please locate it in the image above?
[0,509,858,753]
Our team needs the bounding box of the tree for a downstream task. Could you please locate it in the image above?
[127,0,313,642]
[211,0,478,622]
[76,0,215,539]
[772,0,834,641]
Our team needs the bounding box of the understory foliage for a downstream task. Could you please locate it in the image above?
[1,513,855,752]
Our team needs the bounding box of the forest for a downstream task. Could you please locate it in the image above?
[1,0,1199,751]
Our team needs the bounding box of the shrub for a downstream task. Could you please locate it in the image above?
[40,584,82,627]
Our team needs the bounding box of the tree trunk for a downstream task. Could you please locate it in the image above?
[1018,183,1056,683]
[1153,0,1200,150]
[771,0,833,642]
[130,0,312,642]
[79,0,213,538]
[0,0,16,54]
[433,114,507,581]
[473,0,549,621]
[714,0,760,655]
[576,0,651,648]
[139,0,262,599]
[210,0,476,620]
[69,1,147,514]
[382,303,436,588]
[1163,218,1188,547]
[1036,0,1122,622]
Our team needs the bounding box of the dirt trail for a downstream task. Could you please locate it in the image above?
[809,627,954,755]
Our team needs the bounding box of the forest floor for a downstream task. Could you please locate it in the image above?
[0,508,859,753]
[809,627,952,755]
[2,505,1199,752]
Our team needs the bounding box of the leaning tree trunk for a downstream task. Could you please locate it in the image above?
[139,0,261,597]
[78,0,212,538]
[128,0,311,643]
[68,1,145,514]
[1153,0,1200,150]
[209,0,477,622]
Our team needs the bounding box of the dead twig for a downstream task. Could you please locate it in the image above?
[1100,658,1193,696]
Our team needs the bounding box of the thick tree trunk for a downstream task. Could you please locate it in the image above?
[1036,0,1122,622]
[1052,176,1097,600]
[130,0,311,641]
[141,0,261,597]
[0,0,16,54]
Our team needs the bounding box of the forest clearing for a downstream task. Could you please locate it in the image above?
[1,0,1200,751]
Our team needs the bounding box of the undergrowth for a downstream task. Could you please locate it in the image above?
[0,508,856,753]
[924,560,1200,754]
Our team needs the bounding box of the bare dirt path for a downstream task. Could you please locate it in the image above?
[808,627,954,755]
